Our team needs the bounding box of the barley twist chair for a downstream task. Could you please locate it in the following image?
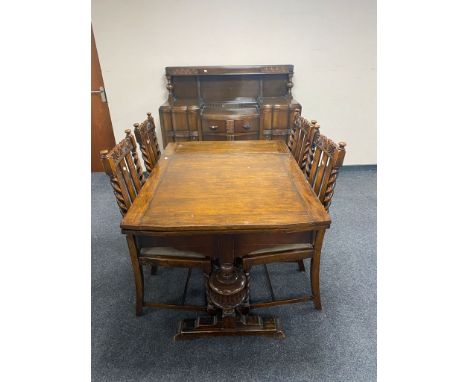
[287,114,320,271]
[133,112,161,175]
[287,113,319,171]
[100,129,211,316]
[242,128,346,311]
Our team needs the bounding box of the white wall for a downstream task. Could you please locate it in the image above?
[92,0,376,164]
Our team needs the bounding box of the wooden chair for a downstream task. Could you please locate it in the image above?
[242,128,346,310]
[287,114,320,272]
[100,129,211,315]
[287,113,319,171]
[133,112,161,175]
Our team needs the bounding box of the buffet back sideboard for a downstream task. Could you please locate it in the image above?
[159,65,302,147]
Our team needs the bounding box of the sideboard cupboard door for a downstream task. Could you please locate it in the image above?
[261,105,301,141]
[160,105,200,146]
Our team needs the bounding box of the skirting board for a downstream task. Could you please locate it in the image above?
[340,164,376,171]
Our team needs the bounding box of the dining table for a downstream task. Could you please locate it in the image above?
[120,140,331,339]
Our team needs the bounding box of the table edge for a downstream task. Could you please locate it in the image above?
[120,221,331,236]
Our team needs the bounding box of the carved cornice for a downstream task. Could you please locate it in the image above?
[167,67,199,76]
[166,65,294,76]
[260,65,293,74]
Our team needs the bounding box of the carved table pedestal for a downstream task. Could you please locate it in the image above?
[174,237,285,340]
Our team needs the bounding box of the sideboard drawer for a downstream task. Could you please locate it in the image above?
[202,119,227,134]
[234,118,259,133]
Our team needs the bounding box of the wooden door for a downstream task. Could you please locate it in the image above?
[91,26,115,172]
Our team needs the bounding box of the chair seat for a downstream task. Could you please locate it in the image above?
[140,247,206,258]
[248,243,313,255]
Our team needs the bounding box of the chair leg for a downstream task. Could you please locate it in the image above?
[263,264,276,301]
[150,265,158,275]
[297,260,306,272]
[239,269,251,315]
[181,268,192,305]
[311,230,326,310]
[310,259,321,310]
[126,235,144,316]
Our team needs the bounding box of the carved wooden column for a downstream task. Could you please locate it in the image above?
[209,263,246,323]
[287,73,294,96]
[166,74,174,103]
[174,234,285,339]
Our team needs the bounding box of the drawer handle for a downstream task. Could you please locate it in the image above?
[243,124,251,130]
[209,125,218,130]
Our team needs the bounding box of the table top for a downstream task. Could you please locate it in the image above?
[121,141,331,234]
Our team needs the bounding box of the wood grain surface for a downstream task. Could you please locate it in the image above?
[121,141,330,234]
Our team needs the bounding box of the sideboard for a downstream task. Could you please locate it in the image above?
[159,65,302,147]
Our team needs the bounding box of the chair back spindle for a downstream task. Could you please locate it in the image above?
[100,130,145,216]
[134,112,161,174]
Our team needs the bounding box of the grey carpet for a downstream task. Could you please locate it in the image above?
[92,166,376,382]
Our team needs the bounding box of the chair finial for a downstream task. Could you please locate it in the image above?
[147,112,152,118]
[339,142,347,149]
[99,149,109,158]
[133,123,140,128]
[125,129,131,136]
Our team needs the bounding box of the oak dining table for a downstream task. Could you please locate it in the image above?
[120,140,331,339]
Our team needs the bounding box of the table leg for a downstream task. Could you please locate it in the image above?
[174,235,285,339]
